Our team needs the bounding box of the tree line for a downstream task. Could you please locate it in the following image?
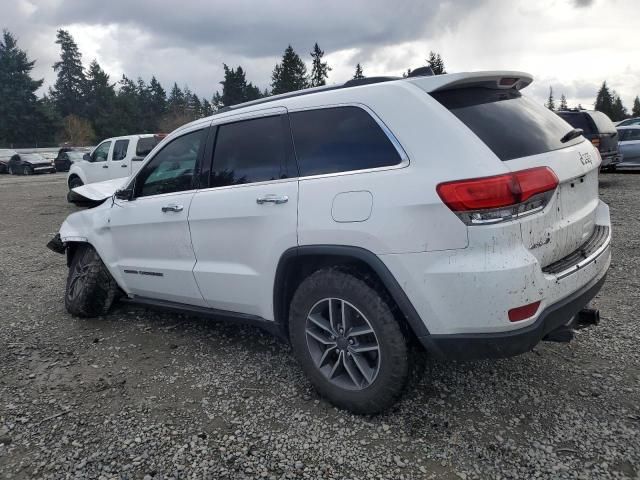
[0,29,451,147]
[545,84,640,120]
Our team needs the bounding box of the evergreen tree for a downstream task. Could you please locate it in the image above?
[427,51,446,75]
[201,99,213,117]
[353,63,364,80]
[271,45,308,95]
[633,96,640,117]
[0,30,52,146]
[167,83,185,113]
[309,43,330,87]
[559,94,568,110]
[594,81,614,118]
[148,76,167,124]
[610,92,628,121]
[212,91,223,111]
[114,74,141,134]
[51,29,86,117]
[220,64,262,106]
[546,87,556,111]
[83,59,116,138]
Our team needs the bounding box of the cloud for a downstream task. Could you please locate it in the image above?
[2,0,639,111]
[573,0,595,7]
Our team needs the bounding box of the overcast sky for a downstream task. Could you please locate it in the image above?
[4,0,640,109]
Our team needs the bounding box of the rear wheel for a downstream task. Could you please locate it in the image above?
[289,268,412,414]
[22,165,33,175]
[65,244,118,317]
[68,176,83,189]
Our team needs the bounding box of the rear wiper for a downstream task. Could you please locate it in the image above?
[560,128,583,143]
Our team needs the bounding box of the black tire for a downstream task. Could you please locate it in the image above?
[65,244,118,318]
[8,165,14,175]
[68,176,83,190]
[23,165,33,175]
[289,268,412,414]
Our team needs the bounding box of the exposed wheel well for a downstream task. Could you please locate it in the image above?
[273,246,429,344]
[68,174,81,188]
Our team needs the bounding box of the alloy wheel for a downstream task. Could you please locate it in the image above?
[305,298,381,391]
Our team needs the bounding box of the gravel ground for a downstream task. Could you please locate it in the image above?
[0,172,638,480]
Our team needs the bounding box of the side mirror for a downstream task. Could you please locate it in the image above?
[83,153,91,162]
[114,188,134,201]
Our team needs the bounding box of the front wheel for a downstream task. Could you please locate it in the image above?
[65,244,118,317]
[68,176,83,190]
[289,268,412,414]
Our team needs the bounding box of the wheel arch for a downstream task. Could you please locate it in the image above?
[273,245,430,343]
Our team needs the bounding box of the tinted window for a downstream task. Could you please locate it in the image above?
[136,136,162,157]
[211,115,291,187]
[92,141,111,162]
[135,130,203,197]
[432,88,584,161]
[289,106,402,176]
[112,139,129,160]
[557,112,595,134]
[590,111,617,134]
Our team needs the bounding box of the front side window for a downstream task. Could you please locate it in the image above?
[289,106,403,176]
[92,141,111,162]
[627,129,640,141]
[211,115,291,187]
[112,139,130,161]
[135,130,203,198]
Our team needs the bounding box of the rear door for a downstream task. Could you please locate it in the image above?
[431,87,601,267]
[188,109,298,320]
[108,138,131,179]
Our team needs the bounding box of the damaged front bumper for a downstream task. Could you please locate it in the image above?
[46,233,66,254]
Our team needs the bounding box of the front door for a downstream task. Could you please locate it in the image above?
[189,112,298,320]
[107,127,207,306]
[84,140,113,183]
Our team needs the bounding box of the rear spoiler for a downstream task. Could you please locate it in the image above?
[408,71,533,93]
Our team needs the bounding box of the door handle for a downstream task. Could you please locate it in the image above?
[256,195,288,205]
[161,204,184,213]
[121,164,128,168]
[102,165,108,168]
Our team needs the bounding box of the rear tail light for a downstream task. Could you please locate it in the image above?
[508,301,541,322]
[437,167,559,225]
[591,138,601,148]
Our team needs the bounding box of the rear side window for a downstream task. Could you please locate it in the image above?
[112,139,129,161]
[289,106,402,176]
[557,112,595,135]
[589,111,617,134]
[432,88,584,161]
[136,137,162,157]
[211,115,292,187]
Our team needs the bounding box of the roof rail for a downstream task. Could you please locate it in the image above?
[215,76,403,114]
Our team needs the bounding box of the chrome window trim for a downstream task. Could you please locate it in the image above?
[287,103,410,181]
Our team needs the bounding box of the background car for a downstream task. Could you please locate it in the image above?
[616,126,640,170]
[0,148,17,173]
[616,117,640,127]
[557,109,621,170]
[54,148,89,172]
[7,152,56,175]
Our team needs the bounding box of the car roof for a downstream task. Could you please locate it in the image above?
[171,70,534,136]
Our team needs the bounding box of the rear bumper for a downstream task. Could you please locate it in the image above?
[421,272,607,360]
[601,154,621,167]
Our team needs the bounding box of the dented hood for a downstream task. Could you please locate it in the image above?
[71,177,128,201]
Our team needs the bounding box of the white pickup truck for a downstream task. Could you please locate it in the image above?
[67,134,165,190]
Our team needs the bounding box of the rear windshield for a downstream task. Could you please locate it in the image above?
[136,137,162,157]
[589,111,617,134]
[556,112,595,135]
[431,88,584,161]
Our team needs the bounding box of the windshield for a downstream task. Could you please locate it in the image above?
[431,87,584,161]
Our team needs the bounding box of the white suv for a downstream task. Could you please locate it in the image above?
[67,133,165,189]
[49,71,611,413]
